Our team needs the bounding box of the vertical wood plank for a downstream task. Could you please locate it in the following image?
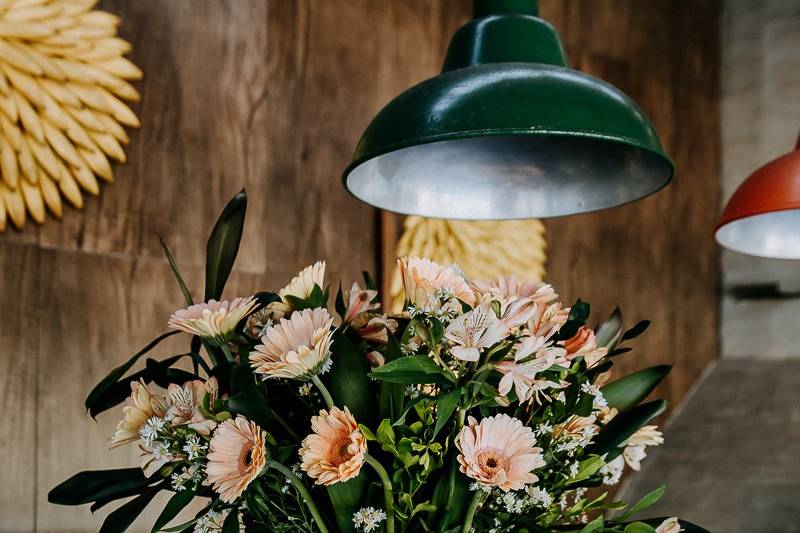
[0,243,39,532]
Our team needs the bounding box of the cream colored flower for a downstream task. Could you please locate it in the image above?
[527,302,570,342]
[299,406,366,485]
[563,326,608,367]
[621,425,663,471]
[343,282,379,324]
[205,416,268,503]
[250,308,335,380]
[354,314,398,344]
[472,276,557,306]
[552,414,599,443]
[456,414,544,492]
[398,256,475,311]
[168,297,257,346]
[108,379,168,449]
[269,261,326,318]
[655,517,683,533]
[166,377,219,436]
[444,302,509,361]
[496,337,567,402]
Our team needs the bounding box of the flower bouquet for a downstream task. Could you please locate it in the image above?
[50,191,707,533]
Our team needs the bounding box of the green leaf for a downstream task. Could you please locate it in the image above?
[205,189,247,301]
[85,331,179,417]
[431,453,470,529]
[602,365,671,412]
[327,473,366,533]
[49,468,150,506]
[369,355,450,385]
[623,522,657,533]
[362,270,377,291]
[587,400,667,457]
[222,509,240,533]
[379,335,406,421]
[329,332,375,423]
[358,424,377,441]
[159,235,193,306]
[432,388,461,438]
[151,487,197,532]
[567,455,605,484]
[226,384,274,431]
[580,515,604,533]
[377,418,395,445]
[99,485,161,533]
[595,307,622,348]
[569,299,590,323]
[621,320,650,341]
[614,485,666,522]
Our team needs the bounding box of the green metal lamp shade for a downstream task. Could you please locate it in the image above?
[343,0,674,220]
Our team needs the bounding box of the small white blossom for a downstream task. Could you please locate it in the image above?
[139,416,166,446]
[526,486,552,508]
[600,455,625,485]
[298,383,313,396]
[502,491,525,514]
[568,461,580,478]
[182,434,207,461]
[352,507,387,532]
[194,510,225,532]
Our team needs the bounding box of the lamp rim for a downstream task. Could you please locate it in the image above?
[343,127,675,193]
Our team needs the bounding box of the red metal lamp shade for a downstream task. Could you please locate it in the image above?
[716,133,800,259]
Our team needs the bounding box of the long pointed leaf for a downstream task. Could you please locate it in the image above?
[99,485,161,533]
[327,473,366,533]
[159,235,193,306]
[329,332,375,424]
[587,400,667,457]
[49,468,149,506]
[152,488,198,532]
[85,331,179,416]
[602,365,671,412]
[205,190,247,301]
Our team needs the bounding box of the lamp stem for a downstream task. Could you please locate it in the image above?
[473,0,539,17]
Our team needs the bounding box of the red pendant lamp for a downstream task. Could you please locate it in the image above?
[716,131,800,258]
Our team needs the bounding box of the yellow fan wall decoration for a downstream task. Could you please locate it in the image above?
[0,0,140,232]
[389,216,547,312]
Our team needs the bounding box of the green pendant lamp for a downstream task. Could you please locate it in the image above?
[343,0,674,219]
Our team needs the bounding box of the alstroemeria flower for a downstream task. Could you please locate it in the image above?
[655,518,683,533]
[444,302,510,361]
[496,337,567,401]
[250,308,335,380]
[353,314,398,344]
[165,377,219,436]
[268,261,326,318]
[563,325,608,367]
[168,297,257,346]
[343,282,379,324]
[456,414,545,492]
[398,256,475,312]
[527,301,570,342]
[472,276,558,306]
[620,425,664,471]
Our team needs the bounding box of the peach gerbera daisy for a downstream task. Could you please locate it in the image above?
[398,256,475,310]
[108,379,168,449]
[456,414,545,492]
[299,406,366,485]
[269,261,326,318]
[250,308,335,380]
[205,416,268,503]
[168,296,257,346]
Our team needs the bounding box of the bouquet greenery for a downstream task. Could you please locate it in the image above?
[50,191,706,533]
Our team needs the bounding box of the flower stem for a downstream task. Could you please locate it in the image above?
[311,375,335,409]
[461,490,485,533]
[220,343,235,363]
[268,460,329,533]
[266,405,299,440]
[365,455,395,533]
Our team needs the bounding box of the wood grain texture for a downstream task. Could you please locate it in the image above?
[0,1,472,530]
[379,0,721,415]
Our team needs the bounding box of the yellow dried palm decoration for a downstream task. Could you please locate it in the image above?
[389,217,547,312]
[0,0,141,231]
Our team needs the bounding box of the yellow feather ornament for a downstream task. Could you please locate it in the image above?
[389,216,547,312]
[0,0,140,230]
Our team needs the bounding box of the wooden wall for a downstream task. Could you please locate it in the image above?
[0,1,469,531]
[382,0,721,418]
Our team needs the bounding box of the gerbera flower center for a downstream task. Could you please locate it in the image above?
[238,443,255,473]
[477,448,510,476]
[328,436,355,466]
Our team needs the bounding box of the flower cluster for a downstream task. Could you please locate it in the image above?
[52,194,701,533]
